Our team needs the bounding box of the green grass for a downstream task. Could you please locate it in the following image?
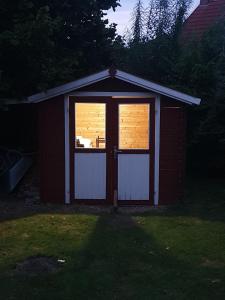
[0,178,225,300]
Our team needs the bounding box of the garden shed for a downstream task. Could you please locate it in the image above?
[28,68,201,206]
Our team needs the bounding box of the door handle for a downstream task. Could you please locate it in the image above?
[113,146,122,159]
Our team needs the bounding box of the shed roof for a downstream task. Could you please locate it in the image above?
[182,0,225,40]
[28,69,201,105]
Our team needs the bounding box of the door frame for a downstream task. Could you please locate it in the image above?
[68,96,155,205]
[113,99,155,206]
[69,97,111,204]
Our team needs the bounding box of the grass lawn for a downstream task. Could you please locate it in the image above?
[0,178,225,300]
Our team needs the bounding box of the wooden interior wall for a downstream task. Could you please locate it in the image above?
[75,103,106,148]
[38,96,65,203]
[159,98,186,205]
[119,104,149,149]
[75,103,149,149]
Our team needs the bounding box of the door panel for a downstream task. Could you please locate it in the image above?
[118,154,149,200]
[72,98,154,204]
[73,101,107,201]
[74,153,106,199]
[116,103,151,202]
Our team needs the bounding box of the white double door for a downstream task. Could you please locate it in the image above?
[74,100,152,203]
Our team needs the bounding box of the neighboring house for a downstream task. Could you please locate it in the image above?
[182,0,225,40]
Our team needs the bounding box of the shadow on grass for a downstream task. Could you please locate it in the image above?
[1,175,225,223]
[0,214,224,300]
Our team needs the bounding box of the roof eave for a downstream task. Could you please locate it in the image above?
[27,68,201,105]
[28,69,110,103]
[115,70,201,105]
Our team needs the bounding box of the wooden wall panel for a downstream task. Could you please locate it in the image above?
[75,103,150,150]
[159,98,186,205]
[75,103,106,148]
[77,78,148,92]
[119,104,149,149]
[38,96,65,203]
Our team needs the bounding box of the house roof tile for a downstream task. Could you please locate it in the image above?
[182,0,225,39]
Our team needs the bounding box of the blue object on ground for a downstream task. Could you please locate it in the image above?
[0,148,33,193]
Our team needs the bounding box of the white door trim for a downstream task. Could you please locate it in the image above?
[154,95,161,206]
[64,95,70,204]
[65,94,160,205]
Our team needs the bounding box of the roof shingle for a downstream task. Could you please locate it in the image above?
[182,0,225,40]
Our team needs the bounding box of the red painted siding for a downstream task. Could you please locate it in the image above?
[38,96,65,203]
[36,79,189,206]
[159,98,186,205]
[76,77,148,92]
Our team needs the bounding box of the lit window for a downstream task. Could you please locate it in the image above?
[119,104,150,149]
[75,103,106,149]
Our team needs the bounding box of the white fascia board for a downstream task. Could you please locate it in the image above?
[27,68,201,106]
[116,70,201,106]
[68,92,155,98]
[28,69,110,103]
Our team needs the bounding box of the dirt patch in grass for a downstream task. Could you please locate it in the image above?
[14,255,64,276]
[201,258,225,269]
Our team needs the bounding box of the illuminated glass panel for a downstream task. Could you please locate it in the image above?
[75,103,106,149]
[119,104,149,149]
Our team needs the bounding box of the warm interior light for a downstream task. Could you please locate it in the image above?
[119,104,150,150]
[75,103,106,149]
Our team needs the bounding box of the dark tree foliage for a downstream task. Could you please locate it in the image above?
[0,0,224,173]
[112,1,225,174]
[121,0,191,83]
[0,0,120,98]
[177,22,225,174]
[132,0,145,43]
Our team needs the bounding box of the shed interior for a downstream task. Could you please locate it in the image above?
[75,103,150,150]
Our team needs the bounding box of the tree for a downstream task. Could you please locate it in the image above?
[146,0,191,40]
[113,0,225,173]
[123,0,192,84]
[0,0,120,99]
[132,0,145,43]
[176,21,225,172]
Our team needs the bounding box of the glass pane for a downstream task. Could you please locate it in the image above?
[119,104,149,150]
[75,103,106,149]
